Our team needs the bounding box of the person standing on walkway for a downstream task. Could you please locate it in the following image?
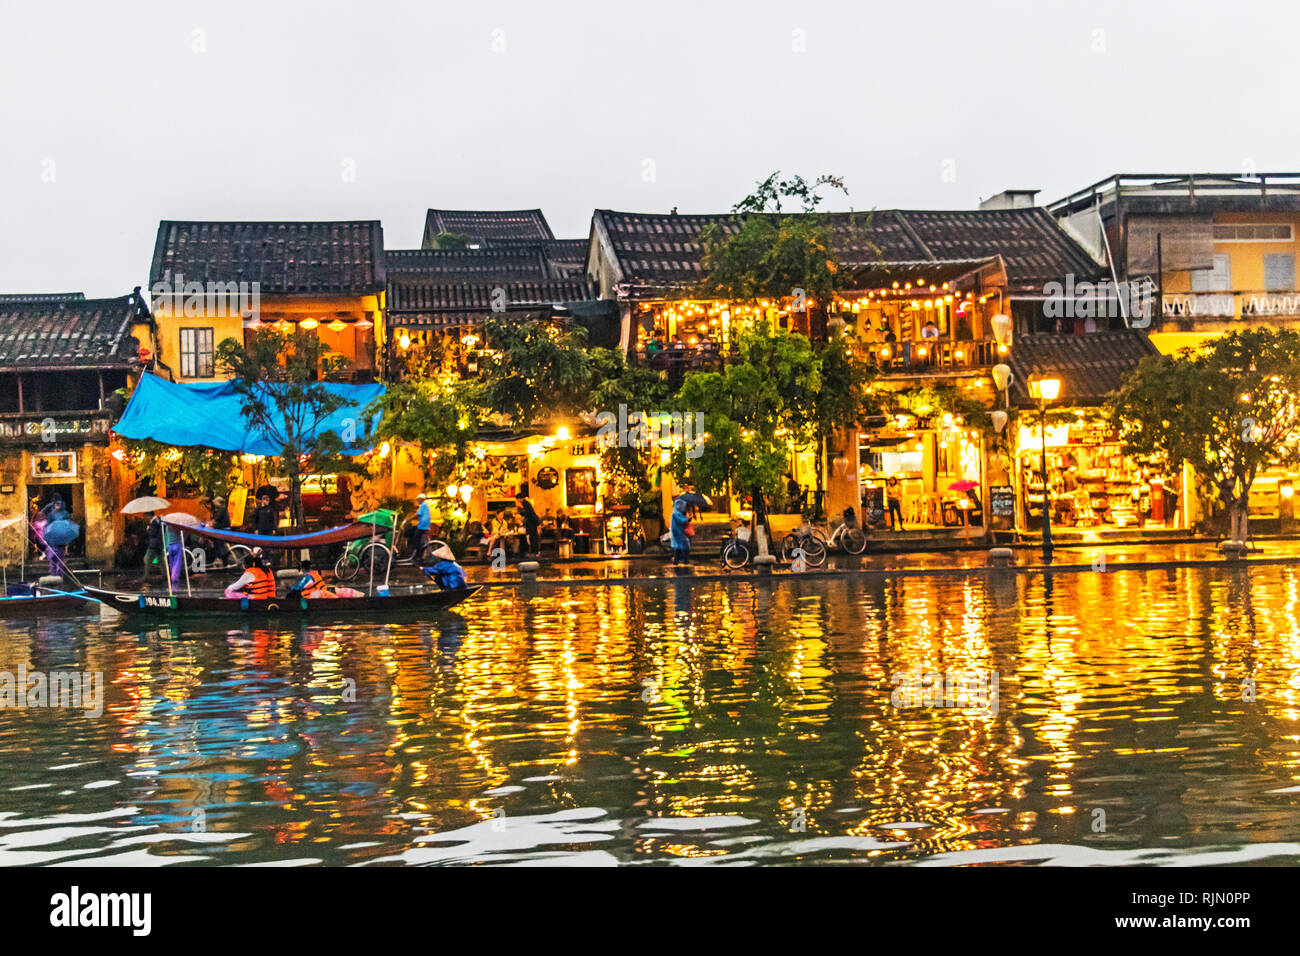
[886,476,905,532]
[412,492,432,564]
[515,493,540,556]
[669,497,693,565]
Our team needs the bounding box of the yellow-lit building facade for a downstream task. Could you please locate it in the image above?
[1050,174,1300,529]
[148,220,385,384]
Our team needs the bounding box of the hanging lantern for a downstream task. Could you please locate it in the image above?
[299,317,319,330]
[990,313,1013,347]
[992,363,1013,391]
[991,410,1009,434]
[327,319,347,332]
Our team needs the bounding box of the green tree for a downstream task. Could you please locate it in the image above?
[117,438,240,500]
[215,328,354,528]
[669,322,810,505]
[588,348,674,519]
[433,231,471,249]
[1109,328,1300,541]
[476,319,595,429]
[695,171,871,309]
[368,380,480,487]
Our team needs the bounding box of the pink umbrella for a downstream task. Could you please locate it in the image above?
[948,479,979,493]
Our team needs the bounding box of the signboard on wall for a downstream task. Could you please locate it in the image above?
[990,485,1015,517]
[32,452,77,478]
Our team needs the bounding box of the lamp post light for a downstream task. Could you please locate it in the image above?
[1028,376,1061,564]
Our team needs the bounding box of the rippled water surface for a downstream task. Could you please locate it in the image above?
[4,567,1300,866]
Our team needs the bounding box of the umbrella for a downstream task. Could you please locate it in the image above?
[42,518,81,547]
[122,495,170,514]
[674,492,713,507]
[947,480,979,493]
[162,512,203,527]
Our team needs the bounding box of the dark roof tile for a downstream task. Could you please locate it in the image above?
[0,294,143,370]
[594,207,1103,294]
[1007,330,1158,405]
[424,209,554,245]
[150,221,385,296]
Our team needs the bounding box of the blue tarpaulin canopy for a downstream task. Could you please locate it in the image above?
[113,374,383,455]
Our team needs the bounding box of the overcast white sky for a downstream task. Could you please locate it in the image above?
[1,0,1294,295]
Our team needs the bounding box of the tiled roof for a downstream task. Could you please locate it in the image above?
[0,293,145,371]
[387,277,594,328]
[150,221,386,295]
[1007,331,1158,405]
[897,208,1103,293]
[486,238,588,277]
[593,207,1103,295]
[385,248,550,281]
[423,209,554,245]
[0,292,85,305]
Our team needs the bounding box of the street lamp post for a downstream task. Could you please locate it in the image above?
[1029,376,1060,564]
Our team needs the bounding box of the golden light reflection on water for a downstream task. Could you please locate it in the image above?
[3,566,1300,864]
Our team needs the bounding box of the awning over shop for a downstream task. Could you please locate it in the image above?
[113,373,383,455]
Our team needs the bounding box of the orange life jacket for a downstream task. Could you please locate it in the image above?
[304,570,325,591]
[246,566,276,599]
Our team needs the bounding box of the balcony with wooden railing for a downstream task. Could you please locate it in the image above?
[858,337,1003,374]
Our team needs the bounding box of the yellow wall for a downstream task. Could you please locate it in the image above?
[151,292,383,382]
[0,444,127,567]
[1161,211,1300,295]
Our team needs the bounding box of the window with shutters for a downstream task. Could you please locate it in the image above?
[179,327,215,377]
[1264,254,1297,292]
[1192,254,1231,292]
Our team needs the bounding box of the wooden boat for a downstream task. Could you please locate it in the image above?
[0,588,90,617]
[81,584,481,620]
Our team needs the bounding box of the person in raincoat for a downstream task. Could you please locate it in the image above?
[39,494,78,579]
[669,497,693,566]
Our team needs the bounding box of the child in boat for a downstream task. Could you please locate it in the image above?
[287,559,336,599]
[224,556,276,599]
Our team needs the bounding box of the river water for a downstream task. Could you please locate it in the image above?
[2,566,1300,866]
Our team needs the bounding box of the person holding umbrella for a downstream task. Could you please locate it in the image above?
[669,497,694,566]
[38,494,79,580]
[121,495,173,585]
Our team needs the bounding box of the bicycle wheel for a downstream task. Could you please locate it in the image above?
[781,533,800,561]
[334,550,361,581]
[802,534,828,567]
[359,542,392,572]
[226,544,252,566]
[842,526,867,555]
[722,540,750,569]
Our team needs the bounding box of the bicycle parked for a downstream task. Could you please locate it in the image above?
[781,522,828,567]
[826,507,868,555]
[720,519,754,569]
